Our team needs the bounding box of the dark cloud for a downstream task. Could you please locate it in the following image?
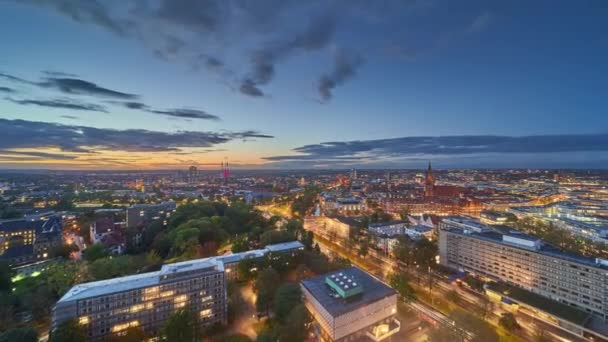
[0,118,272,153]
[60,115,79,119]
[0,150,79,160]
[147,109,220,121]
[40,78,138,99]
[119,101,148,110]
[0,72,34,85]
[42,70,79,77]
[240,12,338,97]
[239,79,264,97]
[157,0,222,32]
[1,71,138,100]
[0,87,15,93]
[16,0,132,36]
[266,134,608,164]
[318,50,363,102]
[12,1,422,100]
[110,101,220,121]
[6,97,108,112]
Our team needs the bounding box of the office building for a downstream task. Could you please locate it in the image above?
[301,266,400,341]
[53,241,304,340]
[438,217,608,320]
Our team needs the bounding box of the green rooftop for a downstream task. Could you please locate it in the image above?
[486,282,590,326]
[325,271,363,298]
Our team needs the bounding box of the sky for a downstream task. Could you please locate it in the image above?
[0,0,607,170]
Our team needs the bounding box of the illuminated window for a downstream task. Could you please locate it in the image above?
[200,309,213,318]
[130,304,144,313]
[160,290,174,298]
[111,320,139,333]
[78,316,90,325]
[174,295,187,304]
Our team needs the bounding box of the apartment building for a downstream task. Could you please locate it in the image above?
[438,217,608,320]
[126,201,176,228]
[53,241,304,340]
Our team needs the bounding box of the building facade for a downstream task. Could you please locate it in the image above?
[53,241,304,341]
[439,217,608,319]
[301,267,400,342]
[126,201,176,229]
[54,260,227,341]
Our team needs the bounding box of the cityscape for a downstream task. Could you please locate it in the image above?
[1,1,608,342]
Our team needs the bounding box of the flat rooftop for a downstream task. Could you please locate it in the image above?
[486,282,590,326]
[445,225,608,270]
[301,266,396,317]
[58,240,304,303]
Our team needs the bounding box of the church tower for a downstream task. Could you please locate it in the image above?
[424,162,435,198]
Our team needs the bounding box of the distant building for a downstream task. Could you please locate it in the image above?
[301,266,400,341]
[126,201,176,229]
[90,217,125,254]
[304,216,362,241]
[0,215,62,266]
[404,225,433,240]
[480,210,510,225]
[368,221,407,237]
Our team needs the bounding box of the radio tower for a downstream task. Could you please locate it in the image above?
[222,158,230,182]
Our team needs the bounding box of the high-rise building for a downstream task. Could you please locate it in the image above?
[187,165,198,183]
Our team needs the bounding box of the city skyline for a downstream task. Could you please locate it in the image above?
[1,1,608,169]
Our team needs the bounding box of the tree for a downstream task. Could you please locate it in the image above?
[450,309,498,342]
[498,312,520,332]
[219,334,252,342]
[273,283,302,322]
[0,261,12,293]
[358,238,369,258]
[301,231,314,250]
[279,304,310,342]
[260,230,293,247]
[231,236,250,253]
[255,268,280,313]
[393,237,413,267]
[413,238,437,269]
[0,327,38,342]
[532,323,552,342]
[446,290,460,304]
[313,243,321,254]
[52,243,79,259]
[82,243,108,262]
[162,308,200,342]
[389,273,416,302]
[463,275,484,292]
[50,319,86,342]
[46,261,90,297]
